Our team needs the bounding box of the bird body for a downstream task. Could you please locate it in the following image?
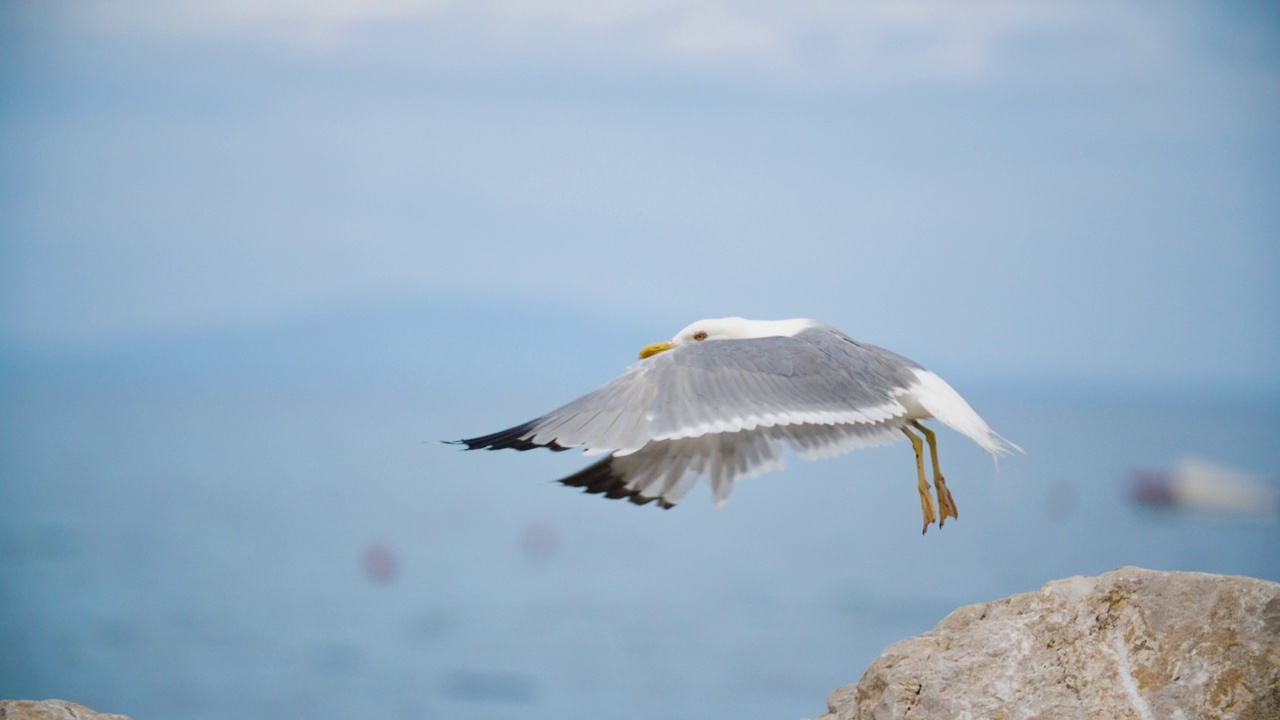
[454,317,1020,531]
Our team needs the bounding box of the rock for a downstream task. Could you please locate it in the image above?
[0,699,130,720]
[814,566,1280,720]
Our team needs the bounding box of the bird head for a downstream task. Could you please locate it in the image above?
[638,317,815,359]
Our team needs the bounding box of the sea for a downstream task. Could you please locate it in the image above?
[1,364,1277,719]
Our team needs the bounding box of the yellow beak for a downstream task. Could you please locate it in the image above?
[638,340,675,359]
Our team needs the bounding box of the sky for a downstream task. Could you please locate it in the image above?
[1,1,1278,392]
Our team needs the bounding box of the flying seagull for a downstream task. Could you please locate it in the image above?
[452,317,1021,532]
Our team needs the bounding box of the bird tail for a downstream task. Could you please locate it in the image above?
[909,369,1023,458]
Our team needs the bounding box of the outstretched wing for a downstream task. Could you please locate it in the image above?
[454,326,923,457]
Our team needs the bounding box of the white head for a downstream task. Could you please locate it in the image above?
[639,317,818,359]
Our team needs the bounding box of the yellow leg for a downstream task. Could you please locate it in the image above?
[912,420,958,527]
[902,425,936,533]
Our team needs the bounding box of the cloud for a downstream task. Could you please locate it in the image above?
[64,0,1177,86]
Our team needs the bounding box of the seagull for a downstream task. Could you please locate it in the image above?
[452,317,1021,532]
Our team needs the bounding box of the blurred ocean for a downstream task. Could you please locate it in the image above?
[1,317,1277,719]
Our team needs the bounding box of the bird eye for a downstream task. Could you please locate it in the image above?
[692,331,708,341]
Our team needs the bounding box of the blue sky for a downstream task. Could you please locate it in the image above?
[1,1,1277,391]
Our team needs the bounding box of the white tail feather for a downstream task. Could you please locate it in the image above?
[906,369,1023,457]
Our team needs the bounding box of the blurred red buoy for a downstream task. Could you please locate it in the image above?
[519,520,559,562]
[363,543,397,583]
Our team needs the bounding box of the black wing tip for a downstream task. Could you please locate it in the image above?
[455,420,570,452]
[557,457,674,510]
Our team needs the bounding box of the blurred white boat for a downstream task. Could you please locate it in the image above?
[1132,457,1280,515]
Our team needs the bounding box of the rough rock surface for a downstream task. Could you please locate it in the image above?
[0,700,130,720]
[814,566,1280,720]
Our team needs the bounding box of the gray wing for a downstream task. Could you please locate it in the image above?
[456,326,923,455]
[455,326,926,508]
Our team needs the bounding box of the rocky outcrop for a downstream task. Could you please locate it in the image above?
[814,567,1280,720]
[0,700,130,720]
